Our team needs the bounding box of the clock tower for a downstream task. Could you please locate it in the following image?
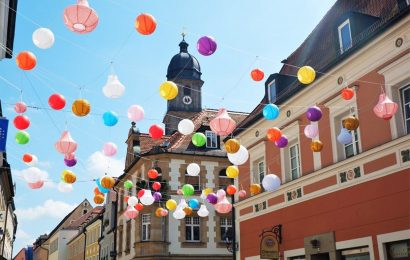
[163,35,204,135]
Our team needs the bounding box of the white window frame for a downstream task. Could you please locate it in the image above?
[338,19,353,53]
[377,229,410,260]
[205,130,218,148]
[289,143,301,181]
[257,161,265,184]
[185,172,201,191]
[400,85,410,135]
[185,216,200,242]
[279,121,301,184]
[220,217,232,242]
[268,79,277,103]
[141,214,151,241]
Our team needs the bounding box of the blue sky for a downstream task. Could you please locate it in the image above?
[0,0,336,254]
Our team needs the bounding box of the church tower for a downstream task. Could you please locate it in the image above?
[163,35,204,135]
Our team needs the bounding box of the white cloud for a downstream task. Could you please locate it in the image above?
[85,151,124,178]
[15,199,77,220]
[15,229,35,248]
[12,167,56,189]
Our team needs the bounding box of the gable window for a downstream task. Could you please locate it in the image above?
[141,214,151,241]
[338,19,352,53]
[289,144,301,181]
[185,217,200,241]
[220,217,232,242]
[400,85,410,134]
[205,130,218,148]
[268,79,277,103]
[258,161,265,184]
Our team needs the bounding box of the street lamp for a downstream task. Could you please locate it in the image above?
[225,235,239,253]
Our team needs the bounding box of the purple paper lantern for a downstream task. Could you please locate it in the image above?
[197,36,217,56]
[275,135,288,148]
[206,193,218,205]
[153,192,162,202]
[306,106,322,122]
[64,158,77,167]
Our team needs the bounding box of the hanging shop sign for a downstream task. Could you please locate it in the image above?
[0,118,9,152]
[260,224,282,259]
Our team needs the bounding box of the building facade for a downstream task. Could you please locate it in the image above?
[67,233,85,260]
[85,215,102,260]
[0,0,18,60]
[13,246,32,260]
[99,191,116,260]
[232,1,410,260]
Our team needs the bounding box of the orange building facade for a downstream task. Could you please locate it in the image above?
[233,1,410,260]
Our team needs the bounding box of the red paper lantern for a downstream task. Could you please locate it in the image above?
[135,203,144,211]
[373,93,398,120]
[48,94,66,110]
[63,0,99,34]
[149,124,164,140]
[210,108,236,136]
[124,196,129,203]
[135,13,157,35]
[152,181,161,191]
[137,189,145,199]
[341,88,354,100]
[94,187,103,195]
[13,115,30,130]
[22,153,33,163]
[148,169,159,179]
[267,127,282,142]
[226,185,237,195]
[251,68,264,81]
[16,51,37,70]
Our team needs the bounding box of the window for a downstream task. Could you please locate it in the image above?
[344,127,360,159]
[400,85,410,134]
[83,209,88,215]
[185,171,201,191]
[220,218,232,242]
[385,239,410,260]
[289,144,300,181]
[50,239,58,254]
[205,130,218,148]
[268,79,277,103]
[183,86,191,96]
[141,214,151,241]
[219,169,231,189]
[126,221,131,251]
[338,19,352,53]
[339,246,370,260]
[185,217,200,242]
[258,161,265,184]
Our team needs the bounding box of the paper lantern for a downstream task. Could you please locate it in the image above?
[224,139,240,154]
[127,105,144,122]
[178,119,195,135]
[13,115,30,130]
[55,131,77,154]
[137,189,145,198]
[64,152,75,160]
[337,128,352,145]
[63,0,99,34]
[159,81,178,100]
[102,111,118,127]
[192,132,206,147]
[135,203,144,211]
[161,209,169,217]
[14,101,27,113]
[32,28,55,49]
[103,142,117,157]
[166,199,177,211]
[101,175,115,189]
[124,196,129,203]
[215,196,232,214]
[173,207,186,220]
[182,184,194,197]
[16,51,36,70]
[155,207,164,217]
[124,206,139,219]
[304,124,319,139]
[127,196,138,207]
[28,181,44,189]
[16,131,30,145]
[102,74,125,99]
[226,185,237,195]
[148,169,159,179]
[64,158,77,167]
[22,167,46,183]
[135,13,157,35]
[58,182,73,193]
[22,154,38,166]
[149,124,164,140]
[226,166,239,178]
[187,163,200,176]
[227,145,249,165]
[72,99,90,117]
[197,204,209,217]
[203,188,213,196]
[48,94,66,110]
[341,88,354,100]
[263,104,280,120]
[183,207,193,215]
[306,106,322,122]
[217,189,226,199]
[61,170,76,184]
[140,189,155,205]
[94,187,103,195]
[343,116,360,131]
[267,127,282,142]
[251,68,264,81]
[238,190,247,199]
[197,36,217,56]
[96,178,110,194]
[275,135,288,148]
[311,140,323,152]
[373,93,398,120]
[152,182,161,191]
[94,194,105,204]
[206,193,218,204]
[262,174,281,191]
[188,199,200,210]
[250,183,262,195]
[210,108,236,136]
[297,66,316,84]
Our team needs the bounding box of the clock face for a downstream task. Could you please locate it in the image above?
[183,95,192,105]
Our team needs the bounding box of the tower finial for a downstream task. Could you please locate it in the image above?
[181,27,187,40]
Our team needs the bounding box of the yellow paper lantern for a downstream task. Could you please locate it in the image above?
[72,99,90,117]
[159,81,178,100]
[166,199,177,211]
[226,165,239,178]
[203,188,213,196]
[250,183,262,196]
[310,140,323,152]
[297,66,316,85]
[224,139,240,154]
[61,170,76,184]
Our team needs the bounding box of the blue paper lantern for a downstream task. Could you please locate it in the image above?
[96,178,110,193]
[103,111,119,127]
[337,128,352,145]
[188,199,200,210]
[262,104,280,120]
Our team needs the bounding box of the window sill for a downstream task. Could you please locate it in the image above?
[182,241,205,244]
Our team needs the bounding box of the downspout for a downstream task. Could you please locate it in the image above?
[231,195,236,260]
[112,187,119,260]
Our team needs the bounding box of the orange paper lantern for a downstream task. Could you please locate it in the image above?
[251,68,264,81]
[224,138,240,154]
[341,88,354,100]
[101,175,115,189]
[16,51,37,70]
[310,140,323,152]
[183,207,193,216]
[72,99,90,117]
[94,194,105,204]
[226,185,237,195]
[250,183,262,195]
[135,13,157,35]
[267,127,282,142]
[342,116,360,131]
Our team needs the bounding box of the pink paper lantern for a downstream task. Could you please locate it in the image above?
[124,206,139,219]
[64,152,75,160]
[63,0,99,34]
[14,101,27,113]
[55,131,78,154]
[28,181,44,189]
[373,93,398,120]
[214,196,232,214]
[210,108,236,136]
[304,124,319,139]
[103,142,117,157]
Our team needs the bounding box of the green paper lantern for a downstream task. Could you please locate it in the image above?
[15,131,30,145]
[192,133,206,147]
[182,184,195,197]
[124,180,133,189]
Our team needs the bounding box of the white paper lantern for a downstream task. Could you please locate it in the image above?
[178,119,195,135]
[58,182,73,192]
[304,124,319,139]
[32,28,55,49]
[25,155,38,167]
[127,105,145,122]
[216,189,226,199]
[173,207,186,220]
[227,145,249,165]
[140,189,155,205]
[22,167,46,183]
[187,163,200,176]
[127,196,138,207]
[262,174,281,191]
[102,74,125,99]
[197,204,209,217]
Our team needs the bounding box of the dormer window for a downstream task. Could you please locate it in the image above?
[268,79,277,103]
[338,19,352,53]
[205,130,218,148]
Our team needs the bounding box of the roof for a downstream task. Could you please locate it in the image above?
[233,0,409,136]
[166,38,202,81]
[66,206,104,245]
